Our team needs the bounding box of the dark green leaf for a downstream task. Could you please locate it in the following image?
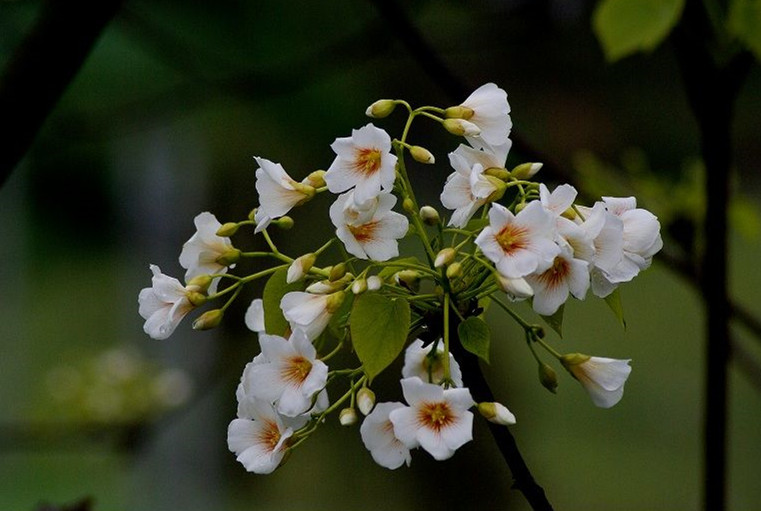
[457,316,491,363]
[262,267,304,336]
[540,304,564,337]
[729,0,761,65]
[604,288,627,329]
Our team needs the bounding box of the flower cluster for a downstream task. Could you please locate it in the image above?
[138,83,661,474]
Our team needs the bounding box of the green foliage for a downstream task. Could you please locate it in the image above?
[350,293,411,381]
[592,0,685,61]
[541,304,565,337]
[604,288,627,329]
[262,267,304,336]
[457,316,491,363]
[728,0,761,61]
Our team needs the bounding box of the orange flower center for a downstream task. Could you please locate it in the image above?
[417,401,454,433]
[537,256,570,289]
[353,148,382,175]
[281,355,313,385]
[257,420,282,452]
[495,224,528,254]
[348,221,379,242]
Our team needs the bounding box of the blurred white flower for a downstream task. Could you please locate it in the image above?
[179,212,235,294]
[457,83,512,146]
[253,157,314,233]
[280,290,344,340]
[138,265,196,340]
[360,401,412,470]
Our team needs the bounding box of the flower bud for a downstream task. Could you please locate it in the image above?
[538,362,558,394]
[329,263,347,282]
[402,198,415,214]
[434,248,456,268]
[192,309,223,330]
[186,291,207,307]
[484,175,508,203]
[275,216,294,230]
[287,253,316,284]
[366,275,383,291]
[186,274,213,293]
[216,222,239,237]
[511,162,543,180]
[444,105,475,120]
[477,402,516,426]
[395,270,420,291]
[357,387,376,415]
[410,145,435,164]
[443,118,480,137]
[495,275,534,301]
[305,170,326,188]
[326,291,346,313]
[484,167,510,180]
[419,205,440,226]
[365,99,397,118]
[561,207,577,221]
[248,208,257,222]
[445,261,463,279]
[339,407,359,426]
[215,248,241,266]
[351,278,367,295]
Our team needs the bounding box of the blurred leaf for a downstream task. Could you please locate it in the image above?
[730,197,761,240]
[540,304,564,337]
[604,288,627,329]
[350,294,410,381]
[457,316,491,363]
[728,0,761,61]
[593,0,685,61]
[262,267,304,336]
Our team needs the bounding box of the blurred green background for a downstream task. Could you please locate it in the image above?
[1,1,760,510]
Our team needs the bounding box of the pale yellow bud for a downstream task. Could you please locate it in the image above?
[435,248,456,268]
[410,145,435,164]
[395,270,420,290]
[419,205,440,226]
[357,387,376,415]
[446,261,463,279]
[351,278,367,295]
[329,263,347,282]
[275,216,294,230]
[484,175,507,203]
[538,362,559,394]
[326,291,346,314]
[442,118,480,137]
[444,105,475,120]
[192,309,223,330]
[365,99,396,118]
[366,275,383,291]
[477,402,516,425]
[186,275,213,293]
[483,167,510,180]
[495,274,534,301]
[511,162,543,180]
[215,248,241,266]
[186,291,207,307]
[305,170,326,188]
[216,222,239,237]
[339,407,359,426]
[402,198,415,214]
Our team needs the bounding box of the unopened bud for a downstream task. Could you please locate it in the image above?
[305,170,326,188]
[248,208,257,222]
[329,263,347,282]
[275,216,294,230]
[496,275,534,301]
[561,207,577,220]
[442,118,480,137]
[511,162,543,180]
[395,270,420,291]
[216,222,239,237]
[538,362,559,393]
[351,278,367,295]
[326,291,346,313]
[446,261,463,279]
[410,145,435,164]
[287,253,316,284]
[186,291,207,307]
[477,402,516,426]
[419,205,440,226]
[444,105,475,120]
[216,248,241,266]
[357,387,376,415]
[484,176,508,203]
[365,99,397,119]
[192,309,223,330]
[366,275,383,291]
[402,198,415,214]
[186,275,213,293]
[434,248,456,268]
[339,407,359,426]
[484,167,510,180]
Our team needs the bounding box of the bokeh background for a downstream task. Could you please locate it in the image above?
[1,1,760,510]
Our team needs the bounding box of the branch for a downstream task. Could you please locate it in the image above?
[0,0,124,189]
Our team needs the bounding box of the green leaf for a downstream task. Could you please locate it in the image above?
[729,0,761,66]
[350,293,411,381]
[376,257,423,280]
[540,304,564,337]
[262,267,304,336]
[457,316,491,363]
[592,0,685,62]
[604,288,627,329]
[464,217,489,232]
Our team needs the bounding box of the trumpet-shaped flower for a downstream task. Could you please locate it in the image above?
[138,265,196,340]
[525,244,590,316]
[402,339,463,387]
[360,402,412,470]
[281,290,344,340]
[254,157,314,233]
[475,201,560,279]
[456,83,512,146]
[389,377,474,461]
[242,329,328,417]
[179,212,236,294]
[227,393,294,474]
[329,191,409,261]
[561,354,632,408]
[539,183,577,218]
[324,123,397,205]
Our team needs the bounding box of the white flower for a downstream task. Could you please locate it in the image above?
[457,83,512,146]
[402,339,463,387]
[280,290,344,340]
[440,142,510,228]
[254,157,314,233]
[360,402,412,470]
[244,298,265,333]
[603,196,663,273]
[324,123,398,205]
[179,212,235,294]
[495,275,534,301]
[539,183,577,218]
[477,401,517,426]
[242,329,328,417]
[525,244,590,316]
[286,253,316,284]
[389,377,474,461]
[227,394,294,474]
[561,354,632,408]
[138,265,196,340]
[475,201,560,279]
[330,191,409,261]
